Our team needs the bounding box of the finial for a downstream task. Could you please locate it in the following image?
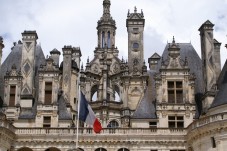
[134,6,137,13]
[172,36,175,44]
[128,9,130,17]
[81,63,84,70]
[87,57,89,63]
[141,9,144,17]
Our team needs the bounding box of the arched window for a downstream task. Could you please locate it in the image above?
[91,85,98,102]
[78,148,84,151]
[95,148,107,151]
[114,91,120,102]
[107,120,119,128]
[114,85,121,102]
[18,147,33,151]
[92,91,98,102]
[102,31,105,48]
[107,31,111,48]
[118,148,130,151]
[133,43,139,49]
[45,148,61,151]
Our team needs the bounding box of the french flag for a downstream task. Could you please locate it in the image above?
[79,92,102,133]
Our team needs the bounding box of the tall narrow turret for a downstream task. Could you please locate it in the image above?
[127,7,145,74]
[97,0,116,48]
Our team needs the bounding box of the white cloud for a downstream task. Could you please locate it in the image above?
[0,0,226,67]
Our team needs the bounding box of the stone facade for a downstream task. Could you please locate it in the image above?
[0,0,227,151]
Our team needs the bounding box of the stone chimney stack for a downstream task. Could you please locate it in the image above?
[50,48,61,67]
[62,45,73,106]
[199,20,221,113]
[20,31,38,107]
[72,47,82,69]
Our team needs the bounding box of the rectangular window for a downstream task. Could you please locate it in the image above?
[211,137,216,148]
[168,116,184,128]
[149,122,157,128]
[45,82,52,104]
[43,116,51,128]
[133,28,139,32]
[9,85,16,107]
[168,81,183,103]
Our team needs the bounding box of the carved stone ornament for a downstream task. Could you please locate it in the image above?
[0,112,6,120]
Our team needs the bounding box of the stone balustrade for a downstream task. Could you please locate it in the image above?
[0,115,15,133]
[15,127,186,136]
[188,112,227,131]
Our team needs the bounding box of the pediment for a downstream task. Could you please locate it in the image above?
[150,53,161,59]
[128,13,143,20]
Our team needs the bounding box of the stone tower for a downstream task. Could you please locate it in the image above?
[62,46,73,106]
[97,0,116,49]
[127,7,145,73]
[20,31,38,108]
[199,20,221,113]
[0,36,4,70]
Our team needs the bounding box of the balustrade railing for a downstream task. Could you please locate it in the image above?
[188,112,227,131]
[15,127,186,136]
[0,119,15,132]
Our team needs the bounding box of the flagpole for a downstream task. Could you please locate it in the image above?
[76,70,81,149]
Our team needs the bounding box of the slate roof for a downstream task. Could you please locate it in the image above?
[133,43,203,119]
[58,95,72,120]
[0,44,22,98]
[132,70,157,119]
[210,60,227,108]
[0,43,72,120]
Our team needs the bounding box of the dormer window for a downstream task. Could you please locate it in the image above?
[43,116,51,128]
[45,82,52,104]
[168,81,183,103]
[9,85,16,107]
[133,28,139,34]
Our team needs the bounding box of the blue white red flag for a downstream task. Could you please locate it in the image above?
[79,92,102,133]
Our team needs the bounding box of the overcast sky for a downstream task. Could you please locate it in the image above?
[0,0,227,68]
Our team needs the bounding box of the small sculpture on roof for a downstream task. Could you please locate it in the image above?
[134,6,137,13]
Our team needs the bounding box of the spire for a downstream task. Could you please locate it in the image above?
[172,36,175,44]
[103,0,111,17]
[168,36,180,59]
